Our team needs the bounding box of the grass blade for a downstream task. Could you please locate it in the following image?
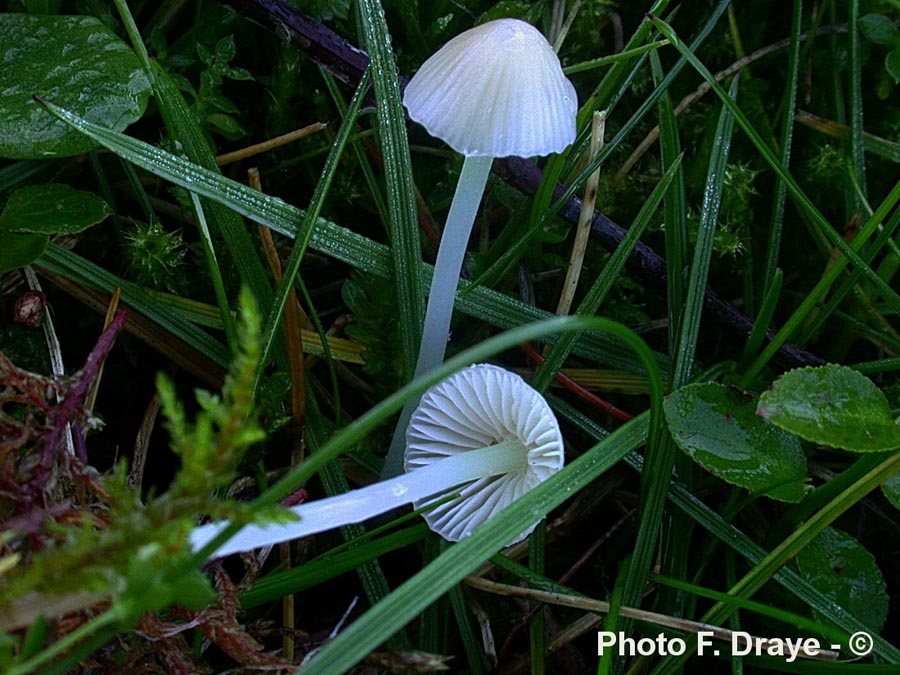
[36,100,664,376]
[848,0,867,209]
[761,0,803,296]
[617,77,739,656]
[650,47,694,620]
[796,110,900,163]
[253,72,368,395]
[38,243,229,367]
[532,154,682,392]
[356,0,424,381]
[144,58,279,357]
[647,15,900,380]
[301,415,652,675]
[554,402,900,662]
[190,192,237,350]
[671,76,738,386]
[240,524,428,608]
[649,452,900,674]
[650,50,688,351]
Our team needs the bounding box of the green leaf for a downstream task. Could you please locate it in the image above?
[664,383,808,502]
[205,112,245,138]
[0,233,48,273]
[882,474,900,509]
[557,392,900,662]
[795,527,888,633]
[0,184,111,235]
[0,14,151,159]
[860,13,900,46]
[758,365,900,452]
[886,48,900,84]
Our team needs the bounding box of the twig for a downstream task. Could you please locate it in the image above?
[34,264,225,387]
[520,343,632,422]
[465,576,839,662]
[36,311,128,480]
[250,167,305,662]
[23,266,75,458]
[613,24,850,185]
[128,392,160,491]
[216,122,327,166]
[85,287,121,412]
[250,167,308,430]
[555,110,606,317]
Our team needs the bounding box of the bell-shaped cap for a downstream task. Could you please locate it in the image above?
[403,19,577,158]
[405,363,564,543]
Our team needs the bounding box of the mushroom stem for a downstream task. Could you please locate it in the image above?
[191,439,525,559]
[415,155,493,378]
[382,154,493,478]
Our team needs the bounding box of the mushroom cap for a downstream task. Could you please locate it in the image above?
[403,18,577,158]
[404,363,565,543]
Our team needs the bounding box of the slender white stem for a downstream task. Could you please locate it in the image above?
[415,154,494,378]
[191,440,525,559]
[382,155,494,478]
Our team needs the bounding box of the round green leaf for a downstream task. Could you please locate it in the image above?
[860,13,900,46]
[882,474,900,510]
[886,49,900,85]
[757,365,900,452]
[0,14,151,159]
[796,527,888,633]
[0,232,49,273]
[664,383,808,502]
[0,184,111,235]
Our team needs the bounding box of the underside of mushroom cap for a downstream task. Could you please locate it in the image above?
[403,18,577,158]
[405,363,565,543]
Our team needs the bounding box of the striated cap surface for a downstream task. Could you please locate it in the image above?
[403,19,577,158]
[405,363,564,543]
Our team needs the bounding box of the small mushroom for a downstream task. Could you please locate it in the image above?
[190,364,564,558]
[403,18,577,158]
[383,19,577,477]
[405,363,564,542]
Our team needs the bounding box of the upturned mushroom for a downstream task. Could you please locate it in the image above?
[383,19,577,477]
[190,364,564,558]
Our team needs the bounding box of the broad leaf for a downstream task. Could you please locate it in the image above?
[882,474,900,510]
[758,365,900,452]
[886,49,900,85]
[0,184,111,235]
[0,233,48,273]
[664,383,808,502]
[860,13,900,46]
[796,527,888,633]
[0,14,151,158]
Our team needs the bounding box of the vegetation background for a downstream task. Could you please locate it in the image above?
[0,0,899,673]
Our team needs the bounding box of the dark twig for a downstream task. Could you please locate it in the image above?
[223,0,824,370]
[38,311,128,482]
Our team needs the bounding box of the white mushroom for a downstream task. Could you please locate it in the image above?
[403,18,577,158]
[383,19,577,477]
[190,364,564,558]
[405,363,564,542]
